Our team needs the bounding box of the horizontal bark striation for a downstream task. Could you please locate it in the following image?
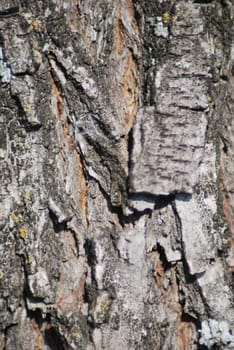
[0,0,233,349]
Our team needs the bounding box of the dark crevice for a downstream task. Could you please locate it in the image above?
[23,289,64,350]
[167,2,177,38]
[83,239,98,287]
[174,192,192,202]
[220,74,228,82]
[48,209,67,233]
[174,241,212,319]
[25,294,47,305]
[83,239,98,322]
[177,105,208,112]
[130,192,176,210]
[87,314,96,329]
[84,239,97,268]
[19,120,42,132]
[220,134,229,154]
[10,92,24,112]
[13,71,34,77]
[181,312,200,325]
[182,256,199,284]
[45,326,66,350]
[157,243,172,271]
[197,345,211,350]
[11,94,42,131]
[25,307,45,329]
[171,73,210,79]
[120,208,152,226]
[0,7,19,17]
[99,184,152,227]
[132,0,143,30]
[127,126,134,192]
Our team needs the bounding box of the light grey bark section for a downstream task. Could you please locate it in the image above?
[130,107,207,195]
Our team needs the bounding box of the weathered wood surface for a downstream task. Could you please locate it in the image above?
[0,0,233,349]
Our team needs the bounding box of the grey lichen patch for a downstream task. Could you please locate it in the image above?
[0,47,11,84]
[199,319,234,349]
[154,16,169,38]
[197,260,234,325]
[4,33,35,75]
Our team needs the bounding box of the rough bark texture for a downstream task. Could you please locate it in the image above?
[0,0,233,349]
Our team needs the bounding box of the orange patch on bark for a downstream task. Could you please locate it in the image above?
[32,319,47,350]
[50,69,74,142]
[114,5,140,130]
[122,49,139,130]
[35,331,44,350]
[154,257,196,348]
[51,78,73,142]
[178,322,196,350]
[223,193,234,234]
[52,80,63,121]
[155,257,165,290]
[155,257,180,314]
[115,12,125,55]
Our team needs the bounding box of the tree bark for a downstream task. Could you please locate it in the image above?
[0,0,233,349]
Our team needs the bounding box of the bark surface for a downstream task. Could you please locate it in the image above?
[0,0,233,349]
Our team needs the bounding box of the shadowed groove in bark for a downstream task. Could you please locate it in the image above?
[157,243,173,271]
[45,326,66,350]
